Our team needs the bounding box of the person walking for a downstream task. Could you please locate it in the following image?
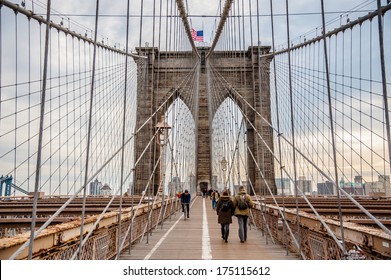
[216,191,234,243]
[233,186,254,243]
[211,190,219,210]
[202,187,207,198]
[180,189,191,218]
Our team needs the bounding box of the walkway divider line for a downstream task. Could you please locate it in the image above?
[202,198,212,259]
[144,196,198,260]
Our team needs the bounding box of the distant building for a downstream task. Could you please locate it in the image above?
[295,176,312,195]
[275,178,292,195]
[317,181,334,195]
[340,177,364,195]
[379,175,390,196]
[100,184,112,196]
[365,175,390,196]
[89,179,102,195]
[354,175,363,185]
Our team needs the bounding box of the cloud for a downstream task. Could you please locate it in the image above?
[1,0,389,195]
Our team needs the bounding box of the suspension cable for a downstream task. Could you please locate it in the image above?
[28,0,51,260]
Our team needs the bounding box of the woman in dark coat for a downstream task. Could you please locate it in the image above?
[216,190,234,243]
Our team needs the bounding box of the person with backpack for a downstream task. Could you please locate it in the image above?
[216,190,234,243]
[233,186,254,243]
[180,189,191,218]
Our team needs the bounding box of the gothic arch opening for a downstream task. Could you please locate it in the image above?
[211,98,247,195]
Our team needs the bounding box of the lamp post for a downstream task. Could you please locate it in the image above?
[155,115,171,229]
[220,157,228,191]
[156,115,171,191]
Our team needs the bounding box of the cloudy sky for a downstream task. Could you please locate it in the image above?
[18,0,384,51]
[1,0,389,195]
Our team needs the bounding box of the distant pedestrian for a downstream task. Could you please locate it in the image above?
[216,191,234,243]
[233,186,254,243]
[180,189,191,218]
[211,190,219,210]
[223,187,231,196]
[202,188,207,198]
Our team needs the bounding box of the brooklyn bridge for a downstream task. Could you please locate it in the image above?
[0,0,390,261]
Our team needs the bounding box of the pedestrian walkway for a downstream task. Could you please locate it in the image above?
[120,196,299,260]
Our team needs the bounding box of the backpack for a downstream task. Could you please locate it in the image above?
[237,195,248,210]
[221,200,230,212]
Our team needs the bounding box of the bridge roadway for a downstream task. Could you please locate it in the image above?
[120,196,299,260]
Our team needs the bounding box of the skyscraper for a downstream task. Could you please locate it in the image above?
[317,181,334,195]
[295,176,312,194]
[89,179,102,195]
[275,178,292,195]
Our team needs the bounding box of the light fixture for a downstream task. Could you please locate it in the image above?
[155,115,171,146]
[220,157,227,172]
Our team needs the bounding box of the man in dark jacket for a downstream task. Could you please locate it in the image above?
[216,191,234,243]
[180,189,191,218]
[233,186,254,243]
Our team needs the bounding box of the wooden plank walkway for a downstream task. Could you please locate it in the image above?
[120,196,299,260]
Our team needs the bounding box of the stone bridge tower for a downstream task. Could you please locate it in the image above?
[134,46,276,196]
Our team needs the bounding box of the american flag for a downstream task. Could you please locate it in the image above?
[191,28,203,42]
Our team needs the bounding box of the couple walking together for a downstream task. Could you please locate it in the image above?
[216,186,254,243]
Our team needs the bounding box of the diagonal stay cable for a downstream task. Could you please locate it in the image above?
[175,0,199,57]
[8,61,199,260]
[210,62,391,237]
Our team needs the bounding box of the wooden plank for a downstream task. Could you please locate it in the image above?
[121,196,299,260]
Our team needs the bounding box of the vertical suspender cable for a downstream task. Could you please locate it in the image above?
[233,0,237,85]
[151,1,158,227]
[269,0,289,255]
[342,29,346,187]
[28,0,51,260]
[376,0,391,176]
[252,0,265,240]
[136,0,151,243]
[319,0,346,256]
[148,0,157,235]
[14,10,18,197]
[78,0,100,260]
[359,24,363,191]
[139,0,144,49]
[370,19,374,189]
[236,94,240,186]
[170,93,176,215]
[352,29,354,190]
[49,27,52,195]
[241,0,246,90]
[0,4,2,133]
[207,0,233,57]
[65,22,69,195]
[57,28,61,195]
[248,0,257,193]
[284,0,301,258]
[116,0,132,259]
[129,56,140,253]
[28,17,31,193]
